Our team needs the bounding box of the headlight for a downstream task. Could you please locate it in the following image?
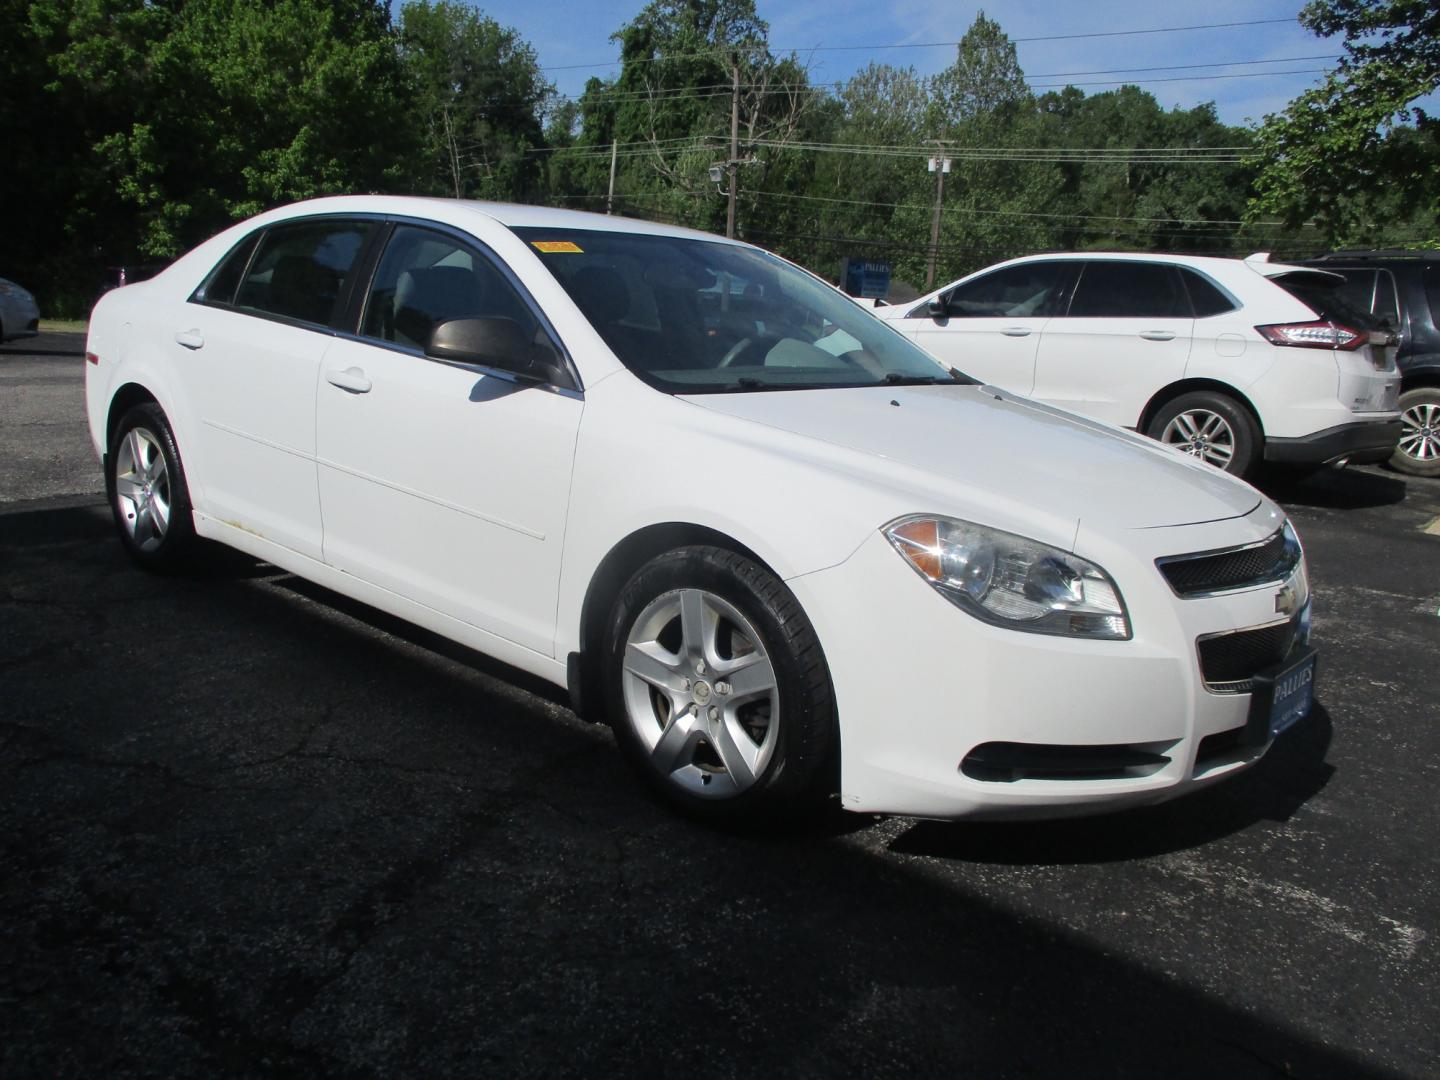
[883,515,1130,640]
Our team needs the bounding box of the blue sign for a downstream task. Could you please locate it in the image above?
[841,258,891,300]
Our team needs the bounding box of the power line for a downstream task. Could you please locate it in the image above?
[547,56,1339,106]
[539,18,1301,71]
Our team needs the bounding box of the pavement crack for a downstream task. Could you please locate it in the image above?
[3,720,217,792]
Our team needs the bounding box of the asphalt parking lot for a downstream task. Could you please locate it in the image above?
[3,332,1439,1078]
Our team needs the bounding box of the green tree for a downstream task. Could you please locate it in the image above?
[1249,0,1440,245]
[30,0,414,262]
[397,1,552,202]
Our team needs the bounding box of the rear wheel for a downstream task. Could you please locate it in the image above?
[1147,391,1260,478]
[1391,387,1440,477]
[603,546,836,823]
[107,402,197,571]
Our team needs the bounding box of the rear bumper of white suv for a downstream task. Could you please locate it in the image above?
[1263,418,1403,466]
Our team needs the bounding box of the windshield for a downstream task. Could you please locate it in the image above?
[514,227,962,393]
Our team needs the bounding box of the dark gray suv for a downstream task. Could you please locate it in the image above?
[1302,251,1440,476]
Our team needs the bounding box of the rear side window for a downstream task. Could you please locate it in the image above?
[1425,266,1440,328]
[1068,262,1189,318]
[235,220,374,327]
[193,232,259,306]
[933,262,1070,318]
[1178,268,1236,317]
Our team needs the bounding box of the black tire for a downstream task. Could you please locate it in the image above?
[603,545,836,823]
[1390,386,1440,478]
[106,402,197,571]
[1146,390,1260,479]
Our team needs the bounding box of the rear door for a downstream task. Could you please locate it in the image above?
[893,261,1073,393]
[178,217,376,559]
[1032,260,1194,427]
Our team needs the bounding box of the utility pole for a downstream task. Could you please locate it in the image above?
[727,57,740,239]
[925,147,951,290]
[606,139,618,214]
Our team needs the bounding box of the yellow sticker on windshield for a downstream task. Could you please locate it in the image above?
[531,240,584,254]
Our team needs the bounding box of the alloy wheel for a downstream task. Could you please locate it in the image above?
[114,427,171,552]
[620,587,779,799]
[1160,409,1236,469]
[1398,401,1440,463]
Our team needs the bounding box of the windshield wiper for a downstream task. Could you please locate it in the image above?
[883,373,947,386]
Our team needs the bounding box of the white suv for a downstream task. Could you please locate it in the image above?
[877,253,1402,477]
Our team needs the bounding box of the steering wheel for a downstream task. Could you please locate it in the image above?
[718,332,781,368]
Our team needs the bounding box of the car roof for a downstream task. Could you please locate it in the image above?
[263,194,738,245]
[997,250,1315,276]
[1303,250,1440,264]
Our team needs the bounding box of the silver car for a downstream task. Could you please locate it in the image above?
[0,277,39,341]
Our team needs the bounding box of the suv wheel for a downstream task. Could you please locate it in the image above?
[1147,391,1260,478]
[1393,387,1440,477]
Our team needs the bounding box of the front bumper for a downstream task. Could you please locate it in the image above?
[1263,419,1402,466]
[787,502,1308,820]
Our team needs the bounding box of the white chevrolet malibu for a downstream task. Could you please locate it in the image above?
[85,196,1317,823]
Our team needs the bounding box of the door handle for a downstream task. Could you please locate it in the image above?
[1139,330,1177,341]
[174,329,205,350]
[1001,326,1033,337]
[325,367,372,394]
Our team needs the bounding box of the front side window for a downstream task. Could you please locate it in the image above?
[516,228,958,393]
[935,262,1069,319]
[1068,262,1189,319]
[235,220,373,327]
[361,225,544,351]
[1423,265,1440,328]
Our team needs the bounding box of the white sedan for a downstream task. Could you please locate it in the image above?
[85,196,1316,823]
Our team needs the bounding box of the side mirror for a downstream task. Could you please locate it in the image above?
[927,296,948,320]
[427,317,542,381]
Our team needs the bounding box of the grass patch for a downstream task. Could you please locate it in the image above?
[39,319,89,333]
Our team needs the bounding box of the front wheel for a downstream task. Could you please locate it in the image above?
[106,402,197,571]
[1147,391,1260,478]
[603,546,836,823]
[1392,387,1440,477]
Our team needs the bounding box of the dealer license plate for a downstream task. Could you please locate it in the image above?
[1247,647,1317,742]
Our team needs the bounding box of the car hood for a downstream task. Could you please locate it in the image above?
[681,383,1260,535]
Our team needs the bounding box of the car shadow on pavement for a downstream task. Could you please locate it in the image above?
[1257,465,1408,509]
[0,508,1407,1080]
[0,331,86,356]
[886,706,1336,865]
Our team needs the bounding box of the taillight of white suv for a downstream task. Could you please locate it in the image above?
[1254,321,1366,350]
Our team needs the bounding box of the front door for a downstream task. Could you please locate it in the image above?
[315,224,582,656]
[896,260,1073,394]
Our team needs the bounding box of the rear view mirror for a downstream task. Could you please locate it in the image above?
[427,317,542,380]
[927,296,948,319]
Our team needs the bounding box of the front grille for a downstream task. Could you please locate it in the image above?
[1197,619,1299,693]
[1157,527,1300,596]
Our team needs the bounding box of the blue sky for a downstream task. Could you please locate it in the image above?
[479,0,1353,128]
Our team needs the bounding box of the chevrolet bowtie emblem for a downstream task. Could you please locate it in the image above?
[1275,580,1300,616]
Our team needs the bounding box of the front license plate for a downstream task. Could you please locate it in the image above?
[1247,647,1318,743]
